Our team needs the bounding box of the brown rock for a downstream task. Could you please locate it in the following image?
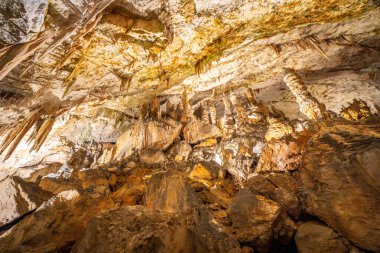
[228,189,281,252]
[167,140,192,162]
[145,171,198,213]
[274,188,300,219]
[245,174,276,198]
[300,126,380,251]
[112,167,154,206]
[265,173,298,193]
[108,174,117,187]
[139,148,166,165]
[295,222,347,253]
[72,205,240,253]
[145,171,241,252]
[0,193,118,252]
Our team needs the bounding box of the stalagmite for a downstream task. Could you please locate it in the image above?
[222,94,235,137]
[283,69,326,120]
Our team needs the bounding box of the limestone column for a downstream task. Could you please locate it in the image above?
[283,69,325,120]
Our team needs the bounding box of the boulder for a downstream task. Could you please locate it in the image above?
[183,119,222,144]
[145,171,199,214]
[72,205,240,253]
[228,189,282,252]
[0,176,52,226]
[139,148,166,165]
[145,171,241,252]
[295,222,347,253]
[245,174,276,198]
[273,187,300,219]
[265,173,298,193]
[0,191,118,252]
[245,174,300,219]
[299,126,380,251]
[189,162,219,181]
[167,140,192,162]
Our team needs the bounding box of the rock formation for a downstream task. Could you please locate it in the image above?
[0,0,379,252]
[283,69,326,120]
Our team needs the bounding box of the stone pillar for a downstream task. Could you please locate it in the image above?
[283,69,325,120]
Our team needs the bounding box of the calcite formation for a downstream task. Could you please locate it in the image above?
[283,69,326,120]
[0,0,379,252]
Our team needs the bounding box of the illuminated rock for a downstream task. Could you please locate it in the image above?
[283,69,326,120]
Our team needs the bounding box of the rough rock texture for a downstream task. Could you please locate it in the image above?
[0,176,51,226]
[228,188,296,252]
[295,222,347,253]
[72,205,208,253]
[145,171,242,252]
[0,0,48,45]
[299,125,380,252]
[114,118,182,161]
[283,69,326,120]
[183,119,222,144]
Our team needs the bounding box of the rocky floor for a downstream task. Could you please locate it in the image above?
[0,118,379,253]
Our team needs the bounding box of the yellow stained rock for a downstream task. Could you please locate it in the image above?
[189,163,213,181]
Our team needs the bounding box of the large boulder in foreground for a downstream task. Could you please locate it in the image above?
[145,171,241,252]
[295,222,347,253]
[299,125,380,252]
[228,188,296,252]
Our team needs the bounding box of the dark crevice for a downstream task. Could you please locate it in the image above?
[0,208,36,233]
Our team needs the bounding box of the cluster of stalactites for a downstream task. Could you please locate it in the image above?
[0,91,72,160]
[283,69,326,120]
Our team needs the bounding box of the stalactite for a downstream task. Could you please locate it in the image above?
[283,69,326,120]
[31,116,56,152]
[0,108,43,160]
